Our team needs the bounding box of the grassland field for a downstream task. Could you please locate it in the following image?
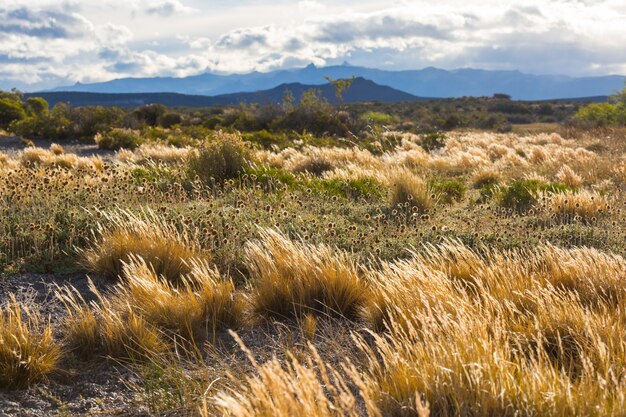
[1,126,626,416]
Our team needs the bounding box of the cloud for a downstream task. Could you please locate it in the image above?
[144,0,196,16]
[0,0,625,90]
[0,6,92,39]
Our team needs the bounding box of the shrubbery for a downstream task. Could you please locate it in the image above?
[95,128,143,150]
[498,179,570,213]
[187,133,252,185]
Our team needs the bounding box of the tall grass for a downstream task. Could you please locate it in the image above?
[80,208,206,283]
[247,228,369,320]
[212,331,380,417]
[0,295,62,389]
[58,256,242,360]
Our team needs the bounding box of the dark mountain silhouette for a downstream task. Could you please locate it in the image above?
[28,77,423,107]
[50,64,626,100]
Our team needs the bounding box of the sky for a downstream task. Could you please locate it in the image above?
[0,0,625,90]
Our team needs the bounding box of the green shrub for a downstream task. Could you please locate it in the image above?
[187,134,252,185]
[10,105,72,140]
[0,98,26,129]
[429,178,466,203]
[26,97,49,116]
[419,132,447,152]
[309,177,384,200]
[574,103,626,128]
[95,128,143,150]
[498,179,570,213]
[362,111,394,125]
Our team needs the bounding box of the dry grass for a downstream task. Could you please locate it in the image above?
[247,228,369,320]
[355,240,626,416]
[390,170,434,212]
[211,332,380,417]
[80,208,206,283]
[58,257,242,360]
[471,166,502,188]
[117,256,242,341]
[546,190,609,223]
[0,294,62,389]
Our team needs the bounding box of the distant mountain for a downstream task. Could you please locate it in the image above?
[50,64,626,100]
[28,77,423,107]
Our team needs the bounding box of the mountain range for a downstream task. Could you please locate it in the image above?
[29,78,422,108]
[49,64,626,101]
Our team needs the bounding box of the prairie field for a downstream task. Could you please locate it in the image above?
[1,126,626,416]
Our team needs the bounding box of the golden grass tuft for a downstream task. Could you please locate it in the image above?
[212,332,380,417]
[547,190,609,223]
[555,164,583,188]
[390,170,434,212]
[356,240,626,416]
[0,294,62,389]
[471,166,502,188]
[81,208,206,283]
[58,257,242,360]
[246,228,369,320]
[118,257,242,341]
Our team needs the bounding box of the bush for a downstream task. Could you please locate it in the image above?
[95,128,142,150]
[0,98,26,129]
[26,97,49,115]
[9,103,75,140]
[429,178,466,203]
[574,103,626,128]
[362,111,394,125]
[419,132,447,152]
[187,133,252,185]
[498,179,570,213]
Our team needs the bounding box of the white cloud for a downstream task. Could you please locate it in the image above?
[0,0,625,89]
[144,0,196,16]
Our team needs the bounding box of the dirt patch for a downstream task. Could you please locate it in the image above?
[0,135,115,159]
[0,273,146,417]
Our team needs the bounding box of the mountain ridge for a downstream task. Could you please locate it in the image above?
[29,77,425,107]
[50,64,626,100]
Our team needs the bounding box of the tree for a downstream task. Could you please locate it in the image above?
[0,98,26,129]
[26,97,49,115]
[324,76,355,105]
[611,86,626,106]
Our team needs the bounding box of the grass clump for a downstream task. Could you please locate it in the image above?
[0,295,62,389]
[246,228,368,320]
[80,208,205,283]
[471,167,502,189]
[187,133,252,185]
[547,190,609,224]
[212,332,378,417]
[58,257,241,360]
[390,171,435,213]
